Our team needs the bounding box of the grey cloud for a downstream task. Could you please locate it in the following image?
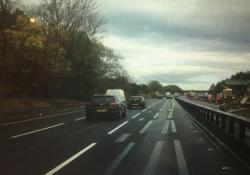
[103,0,250,53]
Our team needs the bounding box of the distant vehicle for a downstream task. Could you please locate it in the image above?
[86,95,126,120]
[106,89,126,103]
[128,96,146,109]
[106,89,127,114]
[174,92,180,97]
[166,92,172,99]
[157,95,164,99]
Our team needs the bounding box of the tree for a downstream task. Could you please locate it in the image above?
[163,85,183,93]
[231,71,250,80]
[208,84,215,92]
[148,81,163,92]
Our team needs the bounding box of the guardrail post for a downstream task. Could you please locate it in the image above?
[215,114,219,126]
[210,113,214,123]
[206,111,209,121]
[229,121,234,135]
[221,115,226,129]
[239,125,245,139]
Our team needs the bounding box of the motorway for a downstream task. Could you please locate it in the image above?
[0,98,249,175]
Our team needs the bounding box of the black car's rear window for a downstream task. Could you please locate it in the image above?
[91,96,115,104]
[129,97,142,100]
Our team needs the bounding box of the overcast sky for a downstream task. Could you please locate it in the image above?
[24,0,250,90]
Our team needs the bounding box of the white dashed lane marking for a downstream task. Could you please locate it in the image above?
[171,120,177,133]
[45,143,97,175]
[11,123,64,138]
[143,141,164,175]
[115,133,130,142]
[162,121,170,134]
[153,113,159,119]
[131,113,141,119]
[174,140,190,175]
[108,121,128,135]
[139,121,153,134]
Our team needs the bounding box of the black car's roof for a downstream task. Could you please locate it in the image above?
[93,95,114,98]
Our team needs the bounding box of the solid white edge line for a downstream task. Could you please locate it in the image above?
[45,143,97,175]
[139,120,153,134]
[131,113,141,119]
[108,121,128,135]
[74,117,86,121]
[1,110,84,126]
[11,123,64,138]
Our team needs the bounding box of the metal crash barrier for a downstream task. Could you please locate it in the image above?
[176,97,250,140]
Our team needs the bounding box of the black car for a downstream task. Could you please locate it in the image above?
[86,95,126,120]
[128,96,146,109]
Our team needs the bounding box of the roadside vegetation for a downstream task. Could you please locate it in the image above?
[0,0,183,123]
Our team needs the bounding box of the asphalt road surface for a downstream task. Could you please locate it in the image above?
[0,98,248,175]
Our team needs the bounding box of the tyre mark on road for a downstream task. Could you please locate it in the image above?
[143,141,164,175]
[104,142,135,175]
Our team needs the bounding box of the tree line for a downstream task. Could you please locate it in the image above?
[0,0,132,100]
[209,71,250,94]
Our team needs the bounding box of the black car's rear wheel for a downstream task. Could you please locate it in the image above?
[116,110,122,119]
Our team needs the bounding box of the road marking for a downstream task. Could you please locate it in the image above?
[104,142,135,175]
[171,120,177,133]
[70,124,99,136]
[143,141,164,175]
[131,113,141,119]
[115,133,130,142]
[139,118,145,122]
[139,120,153,134]
[45,143,96,175]
[162,121,170,134]
[221,166,231,171]
[208,148,215,151]
[168,111,173,119]
[74,117,86,121]
[108,121,128,135]
[174,140,190,175]
[11,123,64,138]
[1,110,84,126]
[142,108,147,112]
[153,112,159,119]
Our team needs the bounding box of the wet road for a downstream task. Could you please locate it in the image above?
[0,98,248,175]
